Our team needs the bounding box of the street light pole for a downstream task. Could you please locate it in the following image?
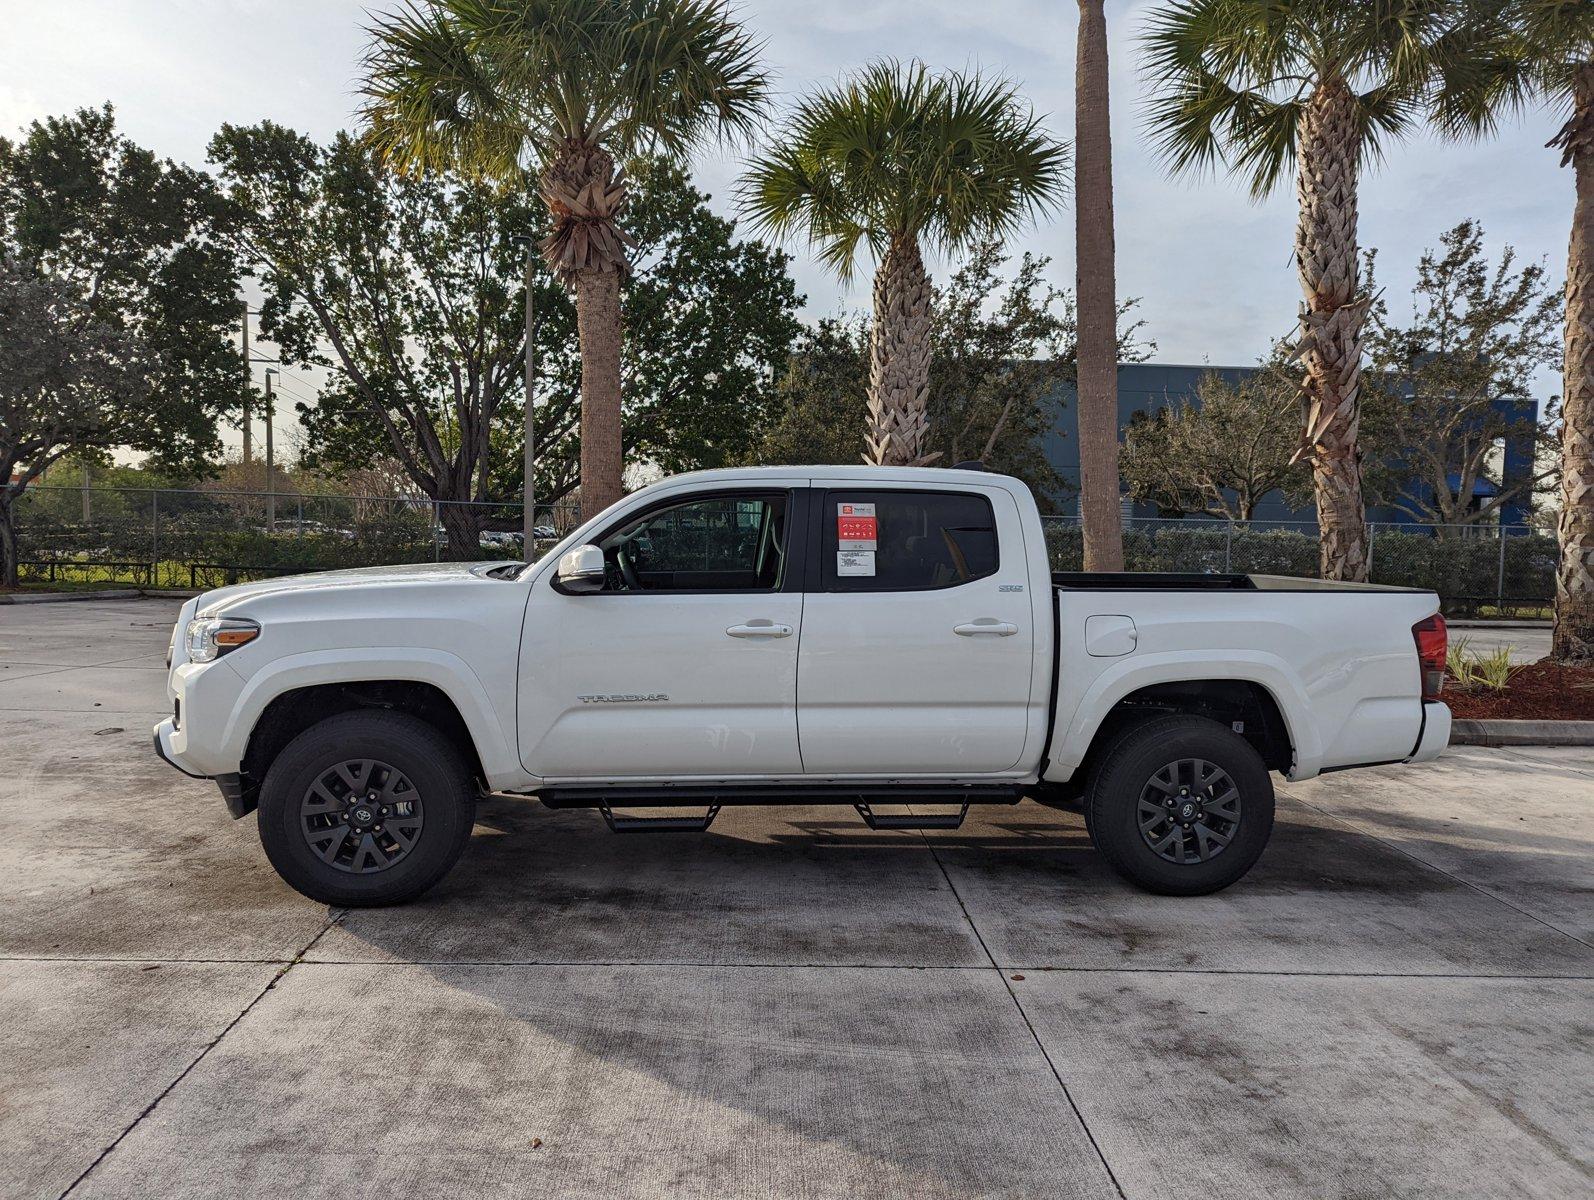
[264,368,278,532]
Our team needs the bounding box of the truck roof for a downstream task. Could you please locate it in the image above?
[648,465,1019,487]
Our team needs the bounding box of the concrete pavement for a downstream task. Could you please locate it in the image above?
[2,599,1590,1199]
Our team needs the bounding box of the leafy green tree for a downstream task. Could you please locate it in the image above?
[930,240,1149,499]
[741,60,1069,467]
[1122,359,1311,521]
[212,128,800,557]
[359,0,770,519]
[0,105,247,474]
[210,123,537,560]
[0,254,155,585]
[1360,220,1561,530]
[1429,0,1594,656]
[1141,0,1465,580]
[754,319,872,466]
[754,243,1149,500]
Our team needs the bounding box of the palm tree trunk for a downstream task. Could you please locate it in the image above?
[865,236,937,467]
[539,141,633,521]
[1075,0,1124,571]
[575,267,625,519]
[1294,82,1370,582]
[1553,66,1594,662]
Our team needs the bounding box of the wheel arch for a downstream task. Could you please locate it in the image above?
[1049,668,1304,787]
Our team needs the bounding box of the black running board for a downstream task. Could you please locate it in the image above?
[539,782,1022,835]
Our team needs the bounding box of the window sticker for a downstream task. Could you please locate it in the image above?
[837,502,877,551]
[836,550,875,576]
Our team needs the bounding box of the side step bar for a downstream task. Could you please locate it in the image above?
[598,803,721,833]
[854,801,970,831]
[539,782,1023,834]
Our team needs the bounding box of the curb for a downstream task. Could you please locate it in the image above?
[1447,620,1552,630]
[1450,719,1594,747]
[0,589,144,605]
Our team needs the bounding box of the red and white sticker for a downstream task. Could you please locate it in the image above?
[837,502,877,551]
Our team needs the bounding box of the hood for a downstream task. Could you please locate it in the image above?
[197,561,521,616]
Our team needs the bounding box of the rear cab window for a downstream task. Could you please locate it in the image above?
[818,490,999,592]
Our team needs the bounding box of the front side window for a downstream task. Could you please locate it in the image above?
[597,492,787,592]
[821,490,998,591]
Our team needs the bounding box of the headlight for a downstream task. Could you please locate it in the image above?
[185,617,260,663]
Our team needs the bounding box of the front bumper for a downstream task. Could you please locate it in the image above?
[153,720,206,779]
[153,718,256,819]
[1409,701,1452,763]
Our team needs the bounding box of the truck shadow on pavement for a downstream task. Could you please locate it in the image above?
[274,791,1594,1198]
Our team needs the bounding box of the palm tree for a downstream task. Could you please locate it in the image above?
[1431,1,1594,661]
[359,0,769,519]
[741,61,1069,466]
[1076,1,1125,570]
[1141,0,1460,581]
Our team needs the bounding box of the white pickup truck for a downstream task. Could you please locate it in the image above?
[154,466,1451,906]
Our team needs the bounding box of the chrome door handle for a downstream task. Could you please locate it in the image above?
[954,620,1019,637]
[727,621,793,639]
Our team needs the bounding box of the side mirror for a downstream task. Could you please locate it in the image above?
[556,544,606,593]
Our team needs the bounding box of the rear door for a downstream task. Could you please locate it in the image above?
[796,484,1037,775]
[518,486,806,780]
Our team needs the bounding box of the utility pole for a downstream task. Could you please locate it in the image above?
[264,369,277,531]
[240,301,253,465]
[515,235,537,549]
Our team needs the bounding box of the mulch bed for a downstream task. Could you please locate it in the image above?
[1443,658,1594,721]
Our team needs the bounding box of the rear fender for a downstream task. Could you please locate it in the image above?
[1044,650,1322,782]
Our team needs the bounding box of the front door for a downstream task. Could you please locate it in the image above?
[796,485,1036,775]
[519,489,804,780]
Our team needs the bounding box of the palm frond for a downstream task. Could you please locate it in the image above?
[1139,0,1473,196]
[738,60,1068,279]
[360,0,771,182]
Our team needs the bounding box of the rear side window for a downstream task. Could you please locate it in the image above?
[821,490,998,592]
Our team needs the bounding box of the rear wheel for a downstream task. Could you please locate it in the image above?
[1084,715,1274,895]
[257,710,477,906]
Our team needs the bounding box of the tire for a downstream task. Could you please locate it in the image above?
[257,710,477,907]
[1083,714,1274,896]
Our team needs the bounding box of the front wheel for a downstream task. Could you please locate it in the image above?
[257,710,477,907]
[1084,714,1274,896]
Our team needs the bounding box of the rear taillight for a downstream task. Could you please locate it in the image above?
[1412,614,1447,700]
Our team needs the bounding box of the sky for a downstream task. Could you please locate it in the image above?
[0,0,1570,452]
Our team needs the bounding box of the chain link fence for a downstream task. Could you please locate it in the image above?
[11,485,581,590]
[1040,516,1555,616]
[9,485,1556,615]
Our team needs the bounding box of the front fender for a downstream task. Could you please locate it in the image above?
[221,647,527,787]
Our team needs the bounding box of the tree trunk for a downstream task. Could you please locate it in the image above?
[1075,0,1125,571]
[1553,66,1594,662]
[0,495,17,588]
[575,267,625,519]
[539,140,633,522]
[865,236,937,466]
[438,498,480,562]
[1294,82,1370,582]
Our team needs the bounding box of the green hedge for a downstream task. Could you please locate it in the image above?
[1041,519,1553,613]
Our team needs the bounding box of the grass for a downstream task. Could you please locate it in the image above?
[1466,604,1552,621]
[1,578,146,595]
[1446,637,1518,691]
